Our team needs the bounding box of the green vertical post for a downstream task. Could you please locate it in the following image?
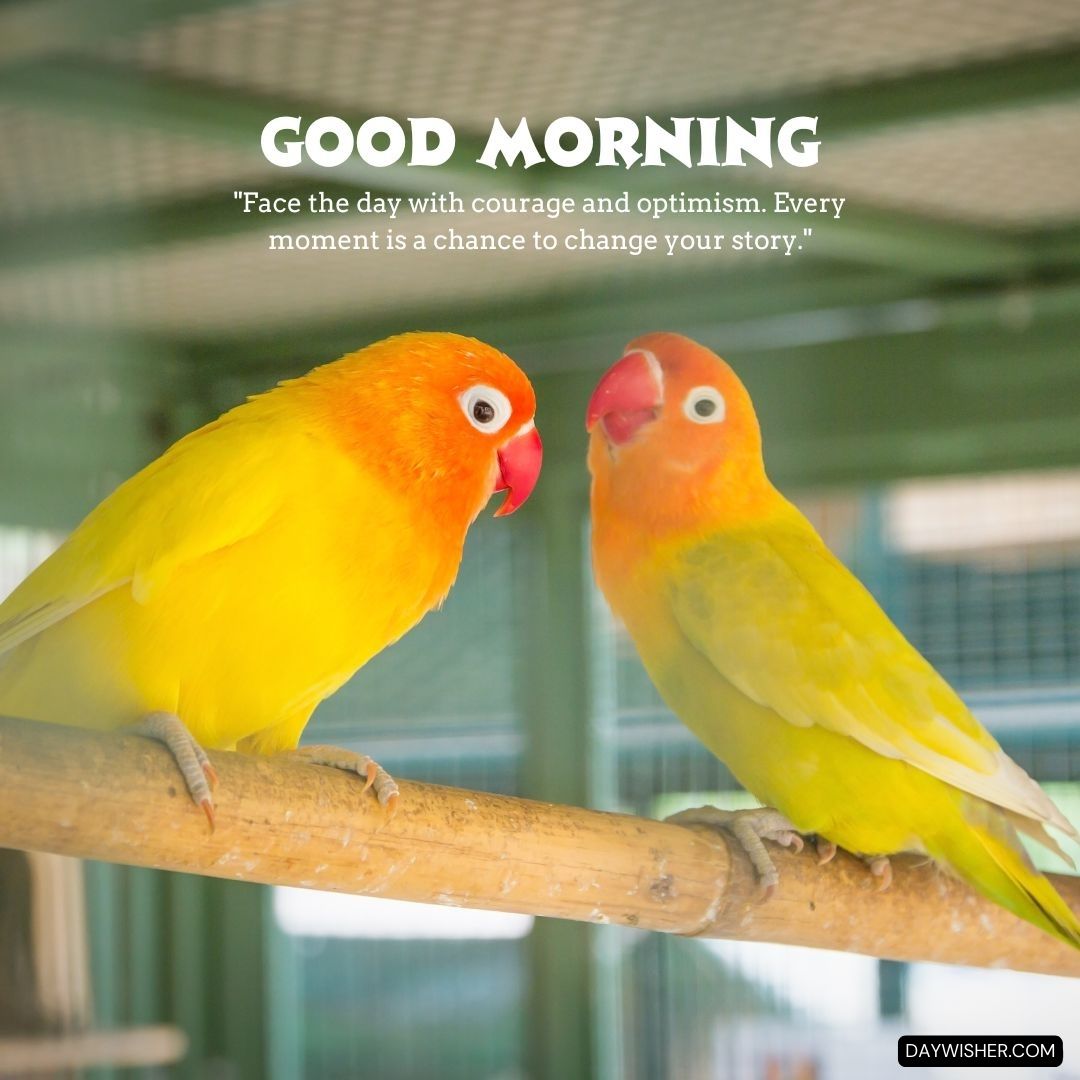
[519,372,594,1080]
[211,878,270,1078]
[878,960,908,1019]
[166,873,209,1077]
[587,585,629,1080]
[84,861,121,1080]
[263,888,304,1080]
[126,868,164,1027]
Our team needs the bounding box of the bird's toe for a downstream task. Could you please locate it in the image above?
[286,744,399,814]
[130,711,218,831]
[864,855,893,892]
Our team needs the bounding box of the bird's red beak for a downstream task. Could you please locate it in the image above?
[585,350,664,445]
[493,423,543,516]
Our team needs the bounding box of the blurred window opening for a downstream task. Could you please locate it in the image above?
[273,889,532,941]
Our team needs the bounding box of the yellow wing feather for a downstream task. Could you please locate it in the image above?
[0,410,285,658]
[667,513,1078,839]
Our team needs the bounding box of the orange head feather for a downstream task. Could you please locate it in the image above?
[272,331,541,523]
[586,332,771,537]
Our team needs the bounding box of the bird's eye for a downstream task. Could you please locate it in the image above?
[683,386,726,425]
[460,385,512,433]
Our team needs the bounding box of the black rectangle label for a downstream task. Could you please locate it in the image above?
[899,1035,1063,1067]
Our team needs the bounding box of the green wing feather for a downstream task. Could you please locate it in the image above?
[667,514,1077,839]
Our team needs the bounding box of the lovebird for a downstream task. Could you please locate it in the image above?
[0,332,541,823]
[587,331,1080,947]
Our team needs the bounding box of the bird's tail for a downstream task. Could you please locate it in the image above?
[928,800,1080,950]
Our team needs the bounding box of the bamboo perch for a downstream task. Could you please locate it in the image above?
[0,715,1077,977]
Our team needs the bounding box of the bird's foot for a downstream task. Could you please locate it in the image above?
[665,805,805,898]
[130,711,218,829]
[863,854,893,892]
[285,745,399,813]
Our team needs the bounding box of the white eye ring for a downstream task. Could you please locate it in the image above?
[683,386,726,424]
[460,384,512,434]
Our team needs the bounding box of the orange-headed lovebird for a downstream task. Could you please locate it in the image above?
[0,332,541,823]
[587,331,1079,947]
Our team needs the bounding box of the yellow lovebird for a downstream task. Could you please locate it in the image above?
[0,332,541,823]
[587,331,1079,947]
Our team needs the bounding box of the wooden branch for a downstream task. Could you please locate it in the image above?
[1,715,1077,976]
[0,1025,187,1072]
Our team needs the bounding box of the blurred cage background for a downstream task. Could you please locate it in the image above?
[2,1,1080,1077]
